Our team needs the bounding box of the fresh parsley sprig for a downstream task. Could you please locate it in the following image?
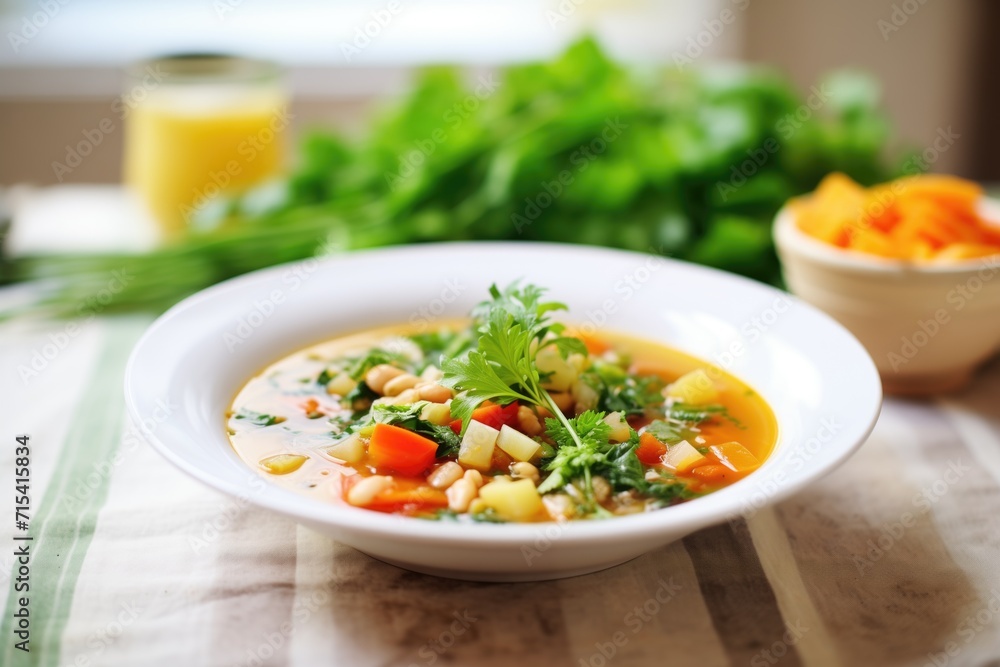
[441,283,587,450]
[537,411,614,516]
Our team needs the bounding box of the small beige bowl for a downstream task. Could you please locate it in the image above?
[774,202,1000,395]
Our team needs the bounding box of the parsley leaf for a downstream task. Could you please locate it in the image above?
[542,335,588,359]
[344,381,378,417]
[441,282,584,434]
[233,409,286,427]
[440,282,605,499]
[408,329,474,370]
[595,431,695,505]
[537,411,610,495]
[596,371,665,416]
[666,403,729,423]
[346,348,411,381]
[645,480,694,504]
[601,434,646,491]
[644,419,689,445]
[441,347,535,425]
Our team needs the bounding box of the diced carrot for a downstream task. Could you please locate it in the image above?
[636,432,667,465]
[301,398,321,416]
[367,423,438,477]
[686,464,734,484]
[709,442,761,473]
[578,332,610,355]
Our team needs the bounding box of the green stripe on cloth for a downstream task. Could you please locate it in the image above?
[2,317,149,667]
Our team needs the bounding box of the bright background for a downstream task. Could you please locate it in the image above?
[0,0,994,186]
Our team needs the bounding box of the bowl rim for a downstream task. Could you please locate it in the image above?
[124,241,883,548]
[773,198,1000,276]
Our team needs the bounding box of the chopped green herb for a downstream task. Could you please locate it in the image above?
[233,409,286,427]
[408,329,474,370]
[344,381,378,417]
[469,507,506,523]
[538,411,610,501]
[644,419,689,445]
[346,349,410,381]
[600,435,646,492]
[666,403,743,428]
[595,371,665,417]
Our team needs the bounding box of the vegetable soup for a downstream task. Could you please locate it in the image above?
[227,283,777,523]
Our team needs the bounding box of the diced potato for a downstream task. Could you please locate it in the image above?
[326,372,358,397]
[665,369,719,405]
[571,379,599,414]
[468,498,489,515]
[321,434,365,464]
[458,420,500,470]
[662,441,706,473]
[709,442,761,473]
[603,411,630,443]
[478,478,544,521]
[496,425,541,462]
[568,352,589,374]
[259,453,308,475]
[536,346,578,391]
[420,402,452,426]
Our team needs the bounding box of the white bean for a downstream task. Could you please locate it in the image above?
[347,476,393,506]
[383,373,420,397]
[365,365,404,394]
[447,478,477,512]
[427,462,464,489]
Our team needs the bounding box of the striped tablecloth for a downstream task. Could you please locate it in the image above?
[3,315,1000,667]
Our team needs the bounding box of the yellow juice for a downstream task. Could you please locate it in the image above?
[123,59,288,235]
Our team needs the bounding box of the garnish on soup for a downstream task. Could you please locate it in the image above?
[226,283,776,522]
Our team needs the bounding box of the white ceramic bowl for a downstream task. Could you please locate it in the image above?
[774,204,1000,395]
[125,242,881,581]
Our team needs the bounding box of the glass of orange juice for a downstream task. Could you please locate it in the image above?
[123,55,289,236]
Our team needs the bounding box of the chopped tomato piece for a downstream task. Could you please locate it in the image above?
[367,423,438,477]
[636,432,667,465]
[449,402,520,434]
